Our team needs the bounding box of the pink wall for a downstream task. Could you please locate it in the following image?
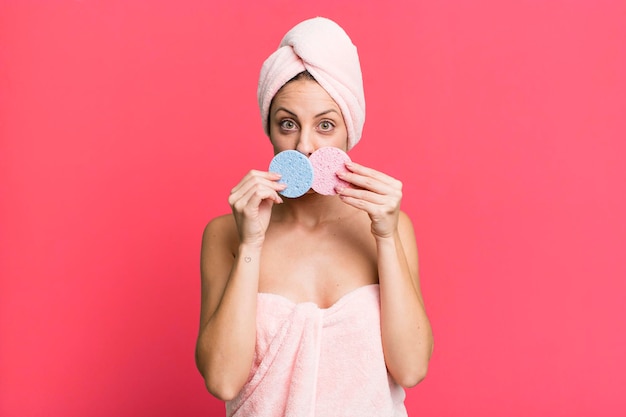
[2,1,625,416]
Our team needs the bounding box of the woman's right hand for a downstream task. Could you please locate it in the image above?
[228,170,286,247]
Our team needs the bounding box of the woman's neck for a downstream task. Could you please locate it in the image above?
[271,193,353,228]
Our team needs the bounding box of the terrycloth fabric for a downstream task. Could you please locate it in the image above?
[225,284,407,417]
[258,17,366,150]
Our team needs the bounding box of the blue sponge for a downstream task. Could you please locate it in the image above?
[269,150,314,198]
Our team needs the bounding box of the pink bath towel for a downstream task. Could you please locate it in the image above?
[226,284,407,417]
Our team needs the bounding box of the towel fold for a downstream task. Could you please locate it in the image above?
[226,285,407,417]
[258,17,366,150]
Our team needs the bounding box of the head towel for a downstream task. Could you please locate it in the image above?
[258,17,365,150]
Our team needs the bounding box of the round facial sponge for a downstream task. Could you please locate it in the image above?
[269,150,314,198]
[309,147,351,195]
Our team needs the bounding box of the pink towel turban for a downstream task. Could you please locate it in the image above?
[258,17,366,150]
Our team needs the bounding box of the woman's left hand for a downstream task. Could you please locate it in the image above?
[336,161,403,239]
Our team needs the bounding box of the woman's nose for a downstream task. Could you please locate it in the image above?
[295,128,315,156]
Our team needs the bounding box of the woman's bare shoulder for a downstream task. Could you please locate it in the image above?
[205,213,235,231]
[398,210,419,251]
[398,210,416,230]
[202,213,239,250]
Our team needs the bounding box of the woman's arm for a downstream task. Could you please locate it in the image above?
[195,170,285,401]
[376,212,433,387]
[337,162,433,387]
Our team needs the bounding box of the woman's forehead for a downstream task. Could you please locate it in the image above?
[271,79,341,116]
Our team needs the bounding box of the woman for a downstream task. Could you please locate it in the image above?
[196,17,433,417]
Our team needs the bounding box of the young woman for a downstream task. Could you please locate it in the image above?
[196,17,433,417]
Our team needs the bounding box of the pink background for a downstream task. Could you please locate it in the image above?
[2,1,625,416]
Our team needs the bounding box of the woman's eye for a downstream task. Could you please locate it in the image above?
[280,120,297,130]
[319,121,334,131]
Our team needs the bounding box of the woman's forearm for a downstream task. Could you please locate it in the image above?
[376,232,433,387]
[196,243,262,400]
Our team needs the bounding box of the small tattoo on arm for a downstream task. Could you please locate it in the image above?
[244,256,251,263]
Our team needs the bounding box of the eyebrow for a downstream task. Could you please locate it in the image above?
[314,109,341,118]
[273,107,341,119]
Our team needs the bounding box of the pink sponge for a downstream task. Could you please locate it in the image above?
[309,147,351,195]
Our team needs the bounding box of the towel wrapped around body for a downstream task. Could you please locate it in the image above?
[226,284,407,417]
